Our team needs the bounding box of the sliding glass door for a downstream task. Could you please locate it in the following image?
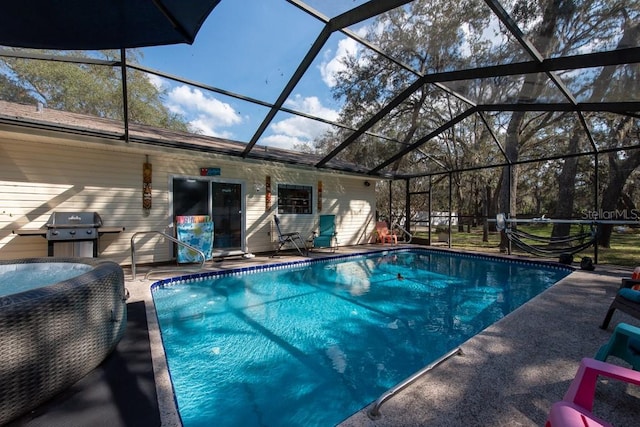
[211,181,242,250]
[172,177,244,254]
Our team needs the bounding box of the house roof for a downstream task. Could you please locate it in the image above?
[0,100,372,175]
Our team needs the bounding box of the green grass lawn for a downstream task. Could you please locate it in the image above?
[412,225,640,267]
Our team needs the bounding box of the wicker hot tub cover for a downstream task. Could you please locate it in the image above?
[0,258,128,425]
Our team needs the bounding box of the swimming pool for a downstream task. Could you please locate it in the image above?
[152,249,572,427]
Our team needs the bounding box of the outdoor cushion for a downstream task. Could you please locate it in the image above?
[619,288,640,303]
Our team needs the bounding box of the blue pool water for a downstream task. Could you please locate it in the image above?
[152,249,571,427]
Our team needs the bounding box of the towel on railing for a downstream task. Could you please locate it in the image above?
[176,219,214,263]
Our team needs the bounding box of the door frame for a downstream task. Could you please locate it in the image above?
[169,175,247,257]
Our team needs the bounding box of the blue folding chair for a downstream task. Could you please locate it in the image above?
[312,214,337,252]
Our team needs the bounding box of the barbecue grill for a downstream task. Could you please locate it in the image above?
[13,211,124,257]
[46,212,102,257]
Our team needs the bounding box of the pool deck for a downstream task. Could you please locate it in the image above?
[8,244,640,426]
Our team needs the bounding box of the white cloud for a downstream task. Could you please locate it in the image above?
[188,117,234,139]
[146,73,164,90]
[270,118,312,139]
[285,94,339,122]
[319,37,360,88]
[261,134,305,150]
[263,95,339,150]
[166,85,242,137]
[319,24,375,88]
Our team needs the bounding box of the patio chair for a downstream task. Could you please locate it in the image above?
[312,214,337,252]
[600,278,640,330]
[595,322,640,370]
[272,215,307,257]
[375,221,397,245]
[545,358,640,427]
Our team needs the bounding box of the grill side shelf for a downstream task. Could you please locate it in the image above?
[14,227,124,236]
[12,228,47,237]
[97,226,125,235]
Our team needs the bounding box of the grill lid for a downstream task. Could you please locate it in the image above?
[46,212,103,229]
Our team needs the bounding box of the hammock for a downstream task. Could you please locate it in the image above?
[505,226,597,257]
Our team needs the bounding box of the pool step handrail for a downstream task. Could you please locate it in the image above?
[367,347,463,420]
[142,267,204,280]
[131,230,206,280]
[391,222,413,243]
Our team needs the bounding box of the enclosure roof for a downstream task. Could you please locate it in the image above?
[0,0,638,180]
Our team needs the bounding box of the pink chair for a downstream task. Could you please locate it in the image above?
[546,401,611,427]
[545,358,640,427]
[375,221,397,245]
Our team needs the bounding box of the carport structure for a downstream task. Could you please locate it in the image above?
[0,0,639,246]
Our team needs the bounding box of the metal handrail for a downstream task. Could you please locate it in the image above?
[130,230,206,280]
[391,222,413,243]
[367,347,463,420]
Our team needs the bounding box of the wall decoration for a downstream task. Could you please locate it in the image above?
[200,167,221,176]
[317,180,323,212]
[143,156,152,210]
[265,176,271,210]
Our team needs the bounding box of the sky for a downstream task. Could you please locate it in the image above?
[138,0,370,150]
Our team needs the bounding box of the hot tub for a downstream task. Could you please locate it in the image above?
[0,258,128,425]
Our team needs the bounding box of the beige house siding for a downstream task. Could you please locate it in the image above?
[0,130,376,265]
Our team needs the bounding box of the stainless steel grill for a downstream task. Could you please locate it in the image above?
[45,212,103,241]
[13,211,124,257]
[45,212,103,256]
